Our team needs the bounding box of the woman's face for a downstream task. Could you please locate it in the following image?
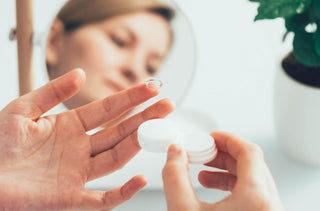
[47,11,171,109]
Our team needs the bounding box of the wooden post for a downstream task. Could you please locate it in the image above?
[16,0,34,96]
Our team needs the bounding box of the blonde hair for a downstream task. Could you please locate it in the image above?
[57,0,175,32]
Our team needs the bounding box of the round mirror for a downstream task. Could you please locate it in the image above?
[42,0,196,117]
[40,0,197,189]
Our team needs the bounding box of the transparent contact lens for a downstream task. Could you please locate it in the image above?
[145,77,163,90]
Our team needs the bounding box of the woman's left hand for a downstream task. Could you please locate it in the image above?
[0,68,174,210]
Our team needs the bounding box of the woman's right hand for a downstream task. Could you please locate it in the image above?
[162,132,285,211]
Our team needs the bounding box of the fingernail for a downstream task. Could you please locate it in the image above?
[75,68,85,77]
[167,144,182,157]
[145,77,163,91]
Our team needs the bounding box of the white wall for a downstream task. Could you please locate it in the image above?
[0,0,18,107]
[173,0,291,140]
[0,0,290,139]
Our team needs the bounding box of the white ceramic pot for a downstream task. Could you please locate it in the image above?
[274,59,320,166]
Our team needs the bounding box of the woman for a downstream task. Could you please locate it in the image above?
[46,0,175,110]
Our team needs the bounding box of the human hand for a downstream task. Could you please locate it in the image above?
[0,69,174,210]
[162,132,285,211]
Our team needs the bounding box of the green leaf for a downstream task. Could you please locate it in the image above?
[313,0,320,20]
[293,30,320,67]
[314,27,320,56]
[254,0,312,21]
[285,11,310,32]
[282,31,290,42]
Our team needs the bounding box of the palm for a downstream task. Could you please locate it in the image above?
[0,111,88,205]
[0,69,173,210]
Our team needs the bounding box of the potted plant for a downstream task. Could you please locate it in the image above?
[249,0,320,165]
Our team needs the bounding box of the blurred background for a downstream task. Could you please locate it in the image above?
[1,0,319,210]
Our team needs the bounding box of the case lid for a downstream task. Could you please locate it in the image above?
[138,118,217,164]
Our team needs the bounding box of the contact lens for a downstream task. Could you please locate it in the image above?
[145,77,163,90]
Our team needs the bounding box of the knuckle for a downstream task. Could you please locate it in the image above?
[102,191,113,207]
[178,204,199,211]
[237,189,270,211]
[127,89,137,104]
[162,162,186,179]
[8,99,26,113]
[109,149,126,171]
[142,100,169,121]
[50,82,67,102]
[147,102,162,118]
[141,108,150,121]
[102,97,112,114]
[116,123,126,137]
[130,132,140,148]
[227,177,236,191]
[252,193,270,211]
[120,185,132,201]
[246,143,264,159]
[86,158,96,181]
[252,143,264,158]
[110,150,120,168]
[162,163,175,178]
[8,98,20,108]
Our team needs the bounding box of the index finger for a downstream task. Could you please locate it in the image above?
[211,132,266,186]
[74,83,159,131]
[211,132,264,160]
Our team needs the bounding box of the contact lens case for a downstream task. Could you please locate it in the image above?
[138,119,217,164]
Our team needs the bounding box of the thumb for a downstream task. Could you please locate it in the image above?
[162,144,197,210]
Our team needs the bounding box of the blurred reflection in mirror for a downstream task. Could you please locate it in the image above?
[46,0,175,110]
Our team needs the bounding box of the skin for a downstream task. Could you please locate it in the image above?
[46,11,171,110]
[0,69,174,210]
[0,71,284,211]
[162,132,285,211]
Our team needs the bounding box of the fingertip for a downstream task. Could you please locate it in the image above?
[210,131,232,148]
[145,77,162,91]
[133,175,148,188]
[71,68,86,86]
[198,170,209,188]
[145,98,175,119]
[210,131,224,137]
[121,175,148,201]
[143,83,160,95]
[129,84,160,102]
[162,98,176,112]
[167,144,183,158]
[211,131,239,140]
[127,175,148,192]
[166,144,189,166]
[53,68,86,97]
[57,69,85,98]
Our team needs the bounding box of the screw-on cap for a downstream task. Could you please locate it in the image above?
[138,119,180,152]
[138,119,217,164]
[180,132,217,164]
